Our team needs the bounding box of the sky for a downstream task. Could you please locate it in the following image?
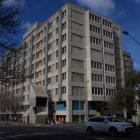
[3,0,140,70]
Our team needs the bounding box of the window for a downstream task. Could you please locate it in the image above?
[103,30,113,38]
[56,75,58,82]
[56,50,58,57]
[62,59,66,67]
[106,76,115,84]
[62,10,66,18]
[56,88,58,95]
[72,101,84,110]
[49,21,53,28]
[91,61,102,69]
[90,37,101,45]
[36,50,42,58]
[62,34,66,42]
[48,32,52,39]
[56,39,59,45]
[47,78,51,84]
[56,16,59,24]
[56,28,59,34]
[36,81,42,85]
[92,87,103,95]
[62,22,66,30]
[35,70,42,78]
[88,117,98,122]
[106,89,115,95]
[103,19,112,27]
[62,72,66,80]
[48,66,51,73]
[37,30,43,39]
[89,13,100,23]
[90,25,101,34]
[56,63,58,69]
[104,41,114,49]
[105,64,115,72]
[62,46,66,54]
[36,40,43,49]
[36,60,42,68]
[43,68,45,75]
[62,86,66,94]
[92,74,102,82]
[97,118,105,122]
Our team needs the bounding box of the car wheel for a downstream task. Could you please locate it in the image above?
[109,128,117,137]
[125,128,133,136]
[87,127,94,135]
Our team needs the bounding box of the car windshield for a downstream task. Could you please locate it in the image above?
[106,117,120,122]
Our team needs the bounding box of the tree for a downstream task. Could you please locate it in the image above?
[109,72,140,118]
[0,0,22,121]
[0,0,21,50]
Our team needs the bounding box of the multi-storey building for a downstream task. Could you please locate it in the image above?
[1,3,125,123]
[123,51,133,73]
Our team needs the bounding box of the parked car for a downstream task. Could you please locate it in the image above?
[85,116,133,136]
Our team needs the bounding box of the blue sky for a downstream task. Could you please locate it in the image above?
[3,0,140,70]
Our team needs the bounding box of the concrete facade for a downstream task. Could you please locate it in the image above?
[3,3,125,123]
[123,51,133,73]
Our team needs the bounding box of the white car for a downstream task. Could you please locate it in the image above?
[86,116,133,136]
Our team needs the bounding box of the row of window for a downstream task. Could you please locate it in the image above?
[47,73,66,84]
[92,87,103,95]
[90,36,101,45]
[47,59,66,73]
[36,40,43,50]
[48,39,58,51]
[103,30,113,38]
[106,88,115,95]
[35,70,42,78]
[92,74,102,82]
[103,19,112,27]
[104,41,114,49]
[48,22,66,42]
[91,61,102,69]
[47,86,66,95]
[89,13,100,23]
[106,76,115,83]
[105,64,115,72]
[91,61,115,72]
[92,87,115,95]
[48,10,66,29]
[90,25,101,34]
[36,60,42,69]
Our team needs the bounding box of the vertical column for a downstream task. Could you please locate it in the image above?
[58,10,63,101]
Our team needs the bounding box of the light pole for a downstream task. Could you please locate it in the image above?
[123,31,140,46]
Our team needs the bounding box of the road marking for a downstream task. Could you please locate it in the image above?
[96,138,106,140]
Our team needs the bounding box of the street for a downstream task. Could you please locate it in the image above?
[0,122,140,140]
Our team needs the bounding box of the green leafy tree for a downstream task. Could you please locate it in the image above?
[109,72,140,118]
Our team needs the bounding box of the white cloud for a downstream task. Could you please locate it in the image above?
[134,0,140,5]
[21,22,32,30]
[3,0,25,8]
[75,0,115,16]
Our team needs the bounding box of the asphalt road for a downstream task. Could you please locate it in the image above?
[0,122,140,140]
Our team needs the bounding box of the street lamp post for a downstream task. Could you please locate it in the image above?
[123,31,140,46]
